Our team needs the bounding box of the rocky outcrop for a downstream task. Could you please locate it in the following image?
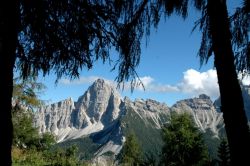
[172,94,224,136]
[34,97,75,135]
[34,79,123,141]
[73,78,122,128]
[124,98,170,128]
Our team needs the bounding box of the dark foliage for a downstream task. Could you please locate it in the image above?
[231,0,250,74]
[217,138,231,166]
[16,0,161,86]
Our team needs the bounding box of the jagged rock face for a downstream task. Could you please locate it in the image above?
[34,98,75,134]
[172,94,224,135]
[34,79,123,138]
[74,79,122,128]
[35,80,225,141]
[124,98,170,128]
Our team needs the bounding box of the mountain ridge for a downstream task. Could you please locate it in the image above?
[34,78,250,164]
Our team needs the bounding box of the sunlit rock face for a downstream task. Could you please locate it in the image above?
[74,79,122,128]
[34,79,123,142]
[34,97,75,134]
[172,94,224,136]
[35,80,226,141]
[123,97,171,129]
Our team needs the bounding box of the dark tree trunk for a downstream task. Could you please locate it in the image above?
[207,0,250,165]
[0,1,18,165]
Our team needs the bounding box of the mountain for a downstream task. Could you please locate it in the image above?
[172,94,224,136]
[35,79,249,165]
[172,94,225,158]
[35,79,123,142]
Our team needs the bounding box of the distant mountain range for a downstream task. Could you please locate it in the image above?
[34,79,250,165]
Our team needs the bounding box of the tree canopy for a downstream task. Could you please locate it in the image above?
[16,0,154,86]
[12,77,52,149]
[12,76,45,111]
[16,0,250,84]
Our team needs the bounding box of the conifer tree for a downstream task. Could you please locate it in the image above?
[161,112,209,166]
[120,132,142,166]
[217,138,231,166]
[12,76,45,148]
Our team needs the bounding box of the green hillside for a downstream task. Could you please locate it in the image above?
[120,108,168,164]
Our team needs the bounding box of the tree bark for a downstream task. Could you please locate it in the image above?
[207,0,250,165]
[0,1,18,165]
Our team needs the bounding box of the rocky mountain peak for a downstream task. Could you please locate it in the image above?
[74,79,122,126]
[173,94,214,111]
[35,79,124,141]
[172,94,223,134]
[198,94,211,100]
[34,97,75,135]
[34,80,230,147]
[92,78,109,87]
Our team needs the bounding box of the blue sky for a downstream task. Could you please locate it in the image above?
[38,0,246,106]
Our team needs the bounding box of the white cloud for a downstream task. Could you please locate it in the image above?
[59,69,221,99]
[136,69,219,99]
[140,76,154,87]
[135,76,179,92]
[58,68,250,101]
[177,69,219,98]
[59,76,102,85]
[111,76,156,91]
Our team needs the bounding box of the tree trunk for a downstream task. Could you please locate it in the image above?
[207,0,250,165]
[0,1,18,165]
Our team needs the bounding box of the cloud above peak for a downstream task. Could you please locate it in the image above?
[177,69,219,98]
[59,76,100,85]
[135,69,219,99]
[135,76,179,92]
[58,69,228,99]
